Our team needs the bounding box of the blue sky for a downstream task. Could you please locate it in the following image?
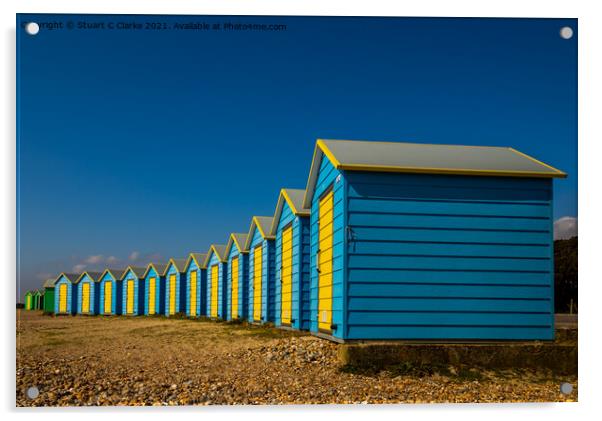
[16,15,577,300]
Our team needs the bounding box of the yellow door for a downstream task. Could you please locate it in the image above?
[318,189,334,331]
[148,277,156,315]
[231,256,239,318]
[169,274,176,315]
[26,295,30,310]
[211,265,219,318]
[189,270,197,316]
[104,282,112,314]
[253,245,263,321]
[82,282,90,313]
[59,284,67,313]
[281,225,293,325]
[126,280,135,314]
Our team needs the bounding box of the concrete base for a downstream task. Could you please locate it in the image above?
[338,336,577,374]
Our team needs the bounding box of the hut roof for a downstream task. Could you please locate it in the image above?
[225,233,249,256]
[244,216,275,249]
[184,253,208,270]
[162,258,187,275]
[303,139,567,208]
[42,278,55,288]
[142,262,168,278]
[74,271,103,283]
[269,188,310,236]
[204,245,228,266]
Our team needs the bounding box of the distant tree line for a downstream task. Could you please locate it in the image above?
[554,236,578,313]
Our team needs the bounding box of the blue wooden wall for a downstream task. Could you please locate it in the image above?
[76,274,96,315]
[98,272,118,315]
[274,201,311,330]
[309,157,346,338]
[144,267,164,315]
[343,171,554,340]
[248,228,275,323]
[226,243,249,321]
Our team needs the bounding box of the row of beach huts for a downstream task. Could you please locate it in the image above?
[22,139,566,342]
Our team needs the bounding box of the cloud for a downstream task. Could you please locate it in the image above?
[106,256,118,264]
[35,272,54,281]
[554,217,577,240]
[72,264,87,273]
[129,251,140,261]
[85,254,104,264]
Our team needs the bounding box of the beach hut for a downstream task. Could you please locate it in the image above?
[270,188,311,330]
[303,139,566,342]
[163,258,187,316]
[74,272,102,315]
[42,278,55,313]
[245,216,275,324]
[120,266,146,316]
[183,253,207,318]
[204,245,228,319]
[98,269,123,315]
[224,234,249,321]
[142,262,167,315]
[24,291,33,310]
[32,290,42,310]
[53,273,79,315]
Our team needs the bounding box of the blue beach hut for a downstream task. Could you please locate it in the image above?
[183,253,207,317]
[53,272,79,315]
[74,271,102,315]
[224,233,249,321]
[303,139,566,342]
[98,268,123,315]
[142,262,167,315]
[204,245,228,319]
[163,258,187,316]
[269,188,311,330]
[244,216,276,324]
[120,266,146,316]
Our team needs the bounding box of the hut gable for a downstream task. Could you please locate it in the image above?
[225,233,248,259]
[269,189,310,236]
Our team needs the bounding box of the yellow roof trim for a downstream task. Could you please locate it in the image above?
[204,245,227,266]
[162,258,185,276]
[507,147,567,177]
[316,139,342,168]
[185,253,207,270]
[337,163,567,178]
[231,234,247,254]
[281,188,310,216]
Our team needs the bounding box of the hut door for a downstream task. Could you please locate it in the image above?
[318,189,334,332]
[211,265,219,318]
[281,225,293,325]
[253,245,263,321]
[26,295,30,310]
[148,277,156,315]
[126,280,135,314]
[189,270,197,316]
[231,256,239,319]
[169,274,176,315]
[59,284,67,313]
[82,283,90,313]
[104,282,112,314]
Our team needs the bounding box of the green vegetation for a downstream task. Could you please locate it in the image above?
[554,237,578,313]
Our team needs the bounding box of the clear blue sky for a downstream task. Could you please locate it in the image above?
[16,15,577,300]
